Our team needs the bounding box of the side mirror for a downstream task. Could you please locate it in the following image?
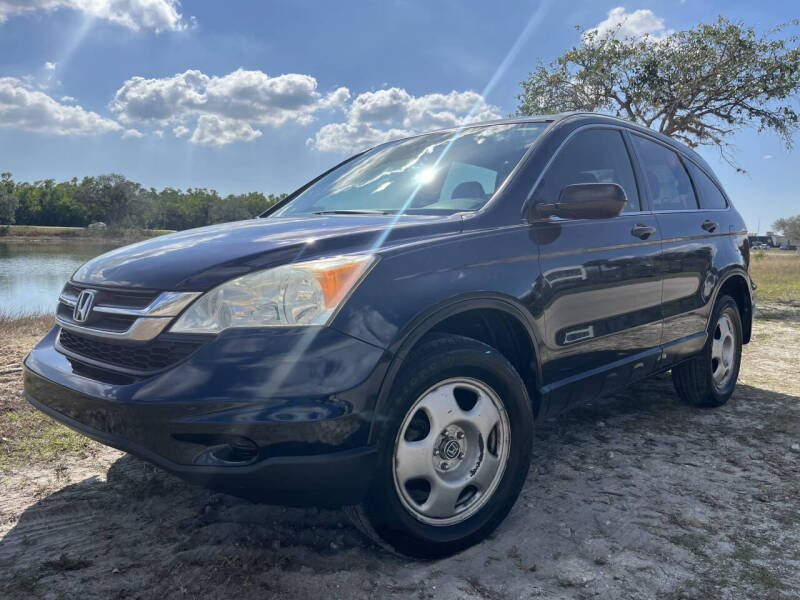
[535,183,627,220]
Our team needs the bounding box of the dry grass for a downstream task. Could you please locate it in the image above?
[0,314,102,470]
[0,313,53,332]
[0,411,102,468]
[749,250,800,304]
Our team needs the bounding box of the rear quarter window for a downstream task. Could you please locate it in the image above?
[685,161,728,210]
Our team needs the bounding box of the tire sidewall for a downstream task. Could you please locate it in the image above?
[707,295,743,402]
[364,339,533,557]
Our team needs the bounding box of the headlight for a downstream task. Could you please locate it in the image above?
[170,255,376,333]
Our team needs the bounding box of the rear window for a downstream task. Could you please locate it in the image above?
[685,161,728,210]
[631,134,698,211]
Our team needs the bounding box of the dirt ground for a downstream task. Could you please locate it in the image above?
[1,304,799,600]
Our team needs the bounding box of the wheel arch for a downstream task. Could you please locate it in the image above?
[368,294,543,445]
[711,270,753,344]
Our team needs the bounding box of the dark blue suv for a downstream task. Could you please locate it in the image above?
[24,113,754,558]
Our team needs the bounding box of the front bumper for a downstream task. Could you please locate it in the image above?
[24,325,390,506]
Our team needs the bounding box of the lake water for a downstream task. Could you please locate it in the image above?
[0,241,117,315]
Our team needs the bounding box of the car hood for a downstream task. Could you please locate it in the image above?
[72,214,462,290]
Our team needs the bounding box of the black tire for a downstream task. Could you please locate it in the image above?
[347,333,533,559]
[672,294,742,408]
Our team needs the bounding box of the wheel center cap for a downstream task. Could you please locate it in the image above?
[440,439,462,460]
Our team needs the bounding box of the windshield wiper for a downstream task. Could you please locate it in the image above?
[312,209,394,215]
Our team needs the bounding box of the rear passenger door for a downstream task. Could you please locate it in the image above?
[531,127,663,409]
[628,134,719,361]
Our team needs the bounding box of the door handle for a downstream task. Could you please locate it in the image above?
[702,220,718,232]
[631,224,656,240]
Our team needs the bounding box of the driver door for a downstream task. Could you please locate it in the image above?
[530,127,663,409]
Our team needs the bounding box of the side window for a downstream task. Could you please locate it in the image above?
[533,129,640,213]
[685,161,728,209]
[631,135,698,211]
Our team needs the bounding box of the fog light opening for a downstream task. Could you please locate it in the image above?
[210,437,259,464]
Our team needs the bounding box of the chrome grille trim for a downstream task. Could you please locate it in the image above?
[55,315,174,341]
[59,294,77,307]
[56,286,201,342]
[58,291,200,317]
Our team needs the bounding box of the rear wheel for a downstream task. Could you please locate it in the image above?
[347,333,533,558]
[672,294,742,407]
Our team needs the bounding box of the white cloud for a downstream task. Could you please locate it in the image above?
[60,95,76,103]
[154,128,164,137]
[203,70,321,126]
[763,154,773,160]
[0,0,186,32]
[112,70,208,122]
[0,76,121,135]
[112,68,347,146]
[320,86,350,110]
[44,61,56,71]
[122,127,143,138]
[110,70,501,151]
[310,87,502,153]
[586,7,671,41]
[190,115,261,146]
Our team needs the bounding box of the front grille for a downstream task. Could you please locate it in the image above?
[61,282,159,309]
[56,301,137,333]
[66,358,137,385]
[56,281,200,345]
[58,329,204,375]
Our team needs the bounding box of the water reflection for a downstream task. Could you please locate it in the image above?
[0,241,115,314]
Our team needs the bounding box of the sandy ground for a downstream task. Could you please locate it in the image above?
[1,304,799,599]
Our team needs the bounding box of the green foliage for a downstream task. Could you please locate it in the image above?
[772,215,800,241]
[517,17,800,170]
[0,172,286,231]
[0,172,18,224]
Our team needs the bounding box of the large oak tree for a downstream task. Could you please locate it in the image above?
[516,17,800,170]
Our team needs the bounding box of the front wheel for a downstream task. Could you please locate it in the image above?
[347,333,533,558]
[672,294,743,407]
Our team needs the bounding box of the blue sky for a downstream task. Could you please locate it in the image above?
[0,0,797,233]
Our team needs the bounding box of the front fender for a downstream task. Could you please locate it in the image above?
[355,293,543,446]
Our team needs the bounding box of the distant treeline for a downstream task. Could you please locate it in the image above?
[0,172,286,231]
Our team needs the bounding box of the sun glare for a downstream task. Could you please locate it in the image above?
[417,168,437,184]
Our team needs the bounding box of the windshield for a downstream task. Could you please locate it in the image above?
[272,122,548,217]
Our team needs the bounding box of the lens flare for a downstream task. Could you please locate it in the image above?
[417,168,437,184]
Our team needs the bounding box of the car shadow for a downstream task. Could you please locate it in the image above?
[2,375,798,598]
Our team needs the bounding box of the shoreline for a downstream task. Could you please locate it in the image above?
[0,225,173,245]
